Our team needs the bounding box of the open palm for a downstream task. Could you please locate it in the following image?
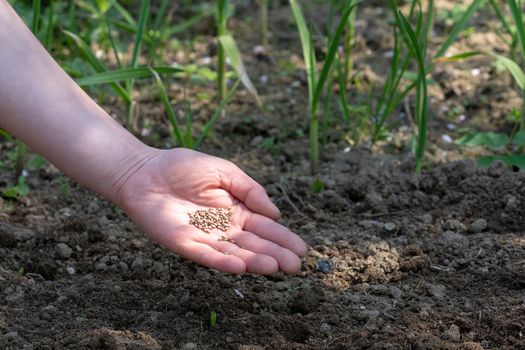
[114,148,307,275]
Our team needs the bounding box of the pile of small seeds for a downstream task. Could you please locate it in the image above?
[188,207,232,233]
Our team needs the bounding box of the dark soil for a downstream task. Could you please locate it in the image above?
[1,1,525,349]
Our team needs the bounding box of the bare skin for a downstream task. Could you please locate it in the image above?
[0,0,307,275]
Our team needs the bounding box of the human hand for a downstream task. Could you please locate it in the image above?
[113,147,307,275]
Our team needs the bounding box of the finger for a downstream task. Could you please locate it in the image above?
[219,164,280,220]
[174,240,247,274]
[228,231,302,274]
[244,213,307,257]
[208,240,279,275]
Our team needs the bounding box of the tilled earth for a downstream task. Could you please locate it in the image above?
[2,1,525,349]
[0,149,524,349]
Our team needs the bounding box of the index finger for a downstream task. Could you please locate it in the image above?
[243,212,307,257]
[219,164,280,220]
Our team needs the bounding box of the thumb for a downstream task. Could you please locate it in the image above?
[219,163,280,220]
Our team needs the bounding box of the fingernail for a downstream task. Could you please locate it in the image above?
[271,202,281,216]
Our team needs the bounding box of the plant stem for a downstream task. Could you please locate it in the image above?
[125,0,150,130]
[260,0,269,49]
[310,110,319,174]
[217,0,228,101]
[44,0,54,49]
[344,1,356,83]
[521,90,525,132]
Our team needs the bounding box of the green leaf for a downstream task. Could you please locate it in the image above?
[2,176,29,199]
[477,155,525,169]
[218,34,262,107]
[113,2,136,27]
[28,156,46,171]
[126,0,151,95]
[289,0,317,105]
[130,0,150,70]
[75,66,185,85]
[210,311,217,328]
[31,0,41,34]
[312,1,358,115]
[434,0,485,59]
[150,68,185,147]
[311,179,325,193]
[490,53,525,89]
[63,30,131,103]
[434,50,481,62]
[195,79,241,148]
[393,5,429,173]
[456,131,510,149]
[507,0,525,63]
[513,131,525,146]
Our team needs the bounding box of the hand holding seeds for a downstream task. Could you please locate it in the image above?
[115,148,307,275]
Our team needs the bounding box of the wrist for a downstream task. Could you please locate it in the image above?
[102,144,162,207]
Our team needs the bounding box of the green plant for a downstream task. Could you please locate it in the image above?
[210,310,217,328]
[65,0,152,130]
[506,0,525,131]
[343,0,357,84]
[216,0,261,106]
[125,0,150,129]
[259,0,269,49]
[490,0,519,60]
[442,1,525,164]
[3,176,29,200]
[311,179,325,193]
[151,68,240,148]
[289,0,358,173]
[392,1,430,172]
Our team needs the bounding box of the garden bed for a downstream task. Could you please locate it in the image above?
[1,1,524,349]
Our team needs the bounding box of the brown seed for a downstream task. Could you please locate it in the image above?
[188,207,233,233]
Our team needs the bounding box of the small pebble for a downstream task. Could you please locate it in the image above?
[384,222,396,232]
[441,324,461,342]
[182,343,198,350]
[56,243,73,259]
[94,262,107,272]
[468,219,487,233]
[118,262,129,271]
[320,322,331,333]
[427,283,446,299]
[314,259,334,274]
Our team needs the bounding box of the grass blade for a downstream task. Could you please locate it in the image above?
[130,0,150,69]
[218,34,262,107]
[491,53,525,89]
[150,68,185,147]
[217,0,229,101]
[394,4,429,172]
[195,79,241,148]
[63,30,131,103]
[75,66,185,86]
[32,0,41,33]
[434,0,484,59]
[113,2,137,27]
[312,2,358,114]
[289,0,317,105]
[507,0,525,59]
[44,0,54,49]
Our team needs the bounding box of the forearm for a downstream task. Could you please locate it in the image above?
[0,0,155,203]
